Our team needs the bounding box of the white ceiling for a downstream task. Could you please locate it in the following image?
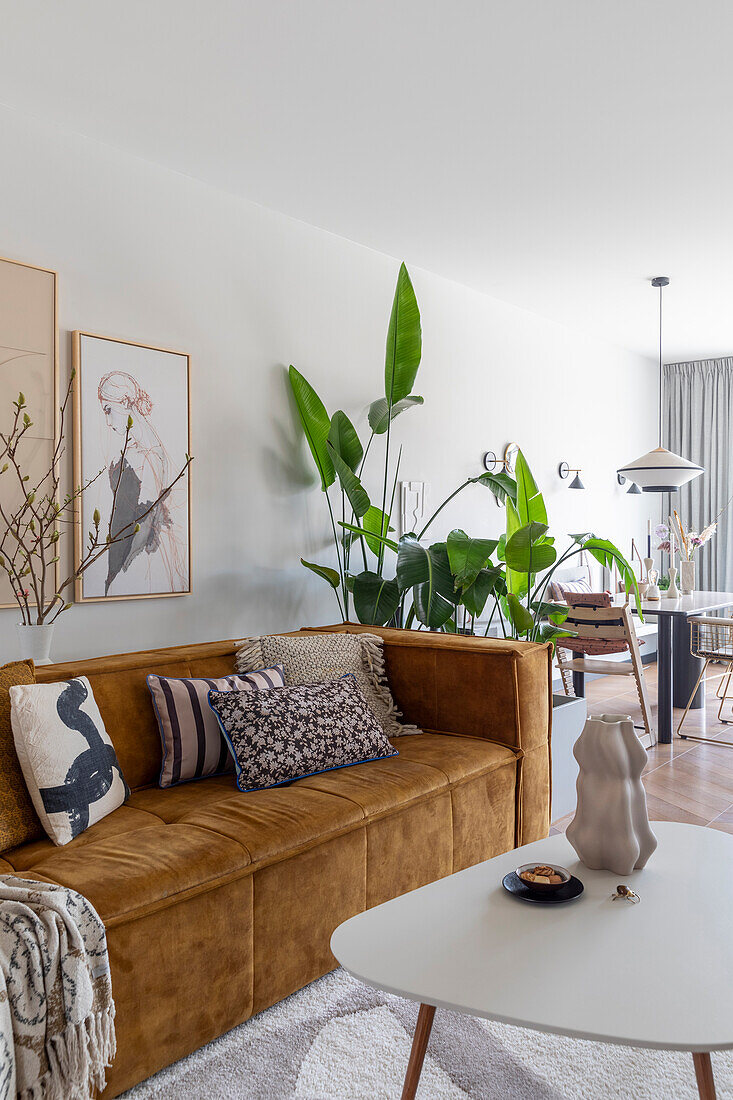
[1,0,731,360]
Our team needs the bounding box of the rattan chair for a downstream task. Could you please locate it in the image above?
[556,592,656,747]
[677,616,733,743]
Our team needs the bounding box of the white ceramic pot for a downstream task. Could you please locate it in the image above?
[16,623,55,666]
[680,560,695,595]
[566,713,657,875]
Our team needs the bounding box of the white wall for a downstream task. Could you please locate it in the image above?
[0,104,657,664]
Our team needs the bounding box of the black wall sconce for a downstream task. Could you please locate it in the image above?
[558,461,585,490]
[617,473,641,495]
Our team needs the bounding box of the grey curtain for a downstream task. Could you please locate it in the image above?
[663,358,733,590]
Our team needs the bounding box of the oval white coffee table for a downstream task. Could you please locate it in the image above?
[331,822,731,1099]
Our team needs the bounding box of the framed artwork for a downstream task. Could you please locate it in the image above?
[0,256,58,608]
[72,332,191,602]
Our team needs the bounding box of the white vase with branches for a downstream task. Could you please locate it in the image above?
[0,373,192,663]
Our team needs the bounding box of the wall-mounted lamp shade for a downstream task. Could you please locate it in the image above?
[559,461,584,489]
[616,446,703,493]
[617,472,642,495]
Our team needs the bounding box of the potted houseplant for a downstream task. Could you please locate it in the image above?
[289,268,642,820]
[0,375,191,663]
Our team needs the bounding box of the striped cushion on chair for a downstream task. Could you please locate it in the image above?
[549,578,592,602]
[148,665,285,788]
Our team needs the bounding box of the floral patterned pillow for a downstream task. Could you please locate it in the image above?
[208,674,397,793]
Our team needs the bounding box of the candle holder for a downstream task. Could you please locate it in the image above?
[644,559,660,600]
[667,564,680,599]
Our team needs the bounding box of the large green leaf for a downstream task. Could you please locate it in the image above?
[288,366,334,490]
[531,600,570,625]
[368,395,424,435]
[411,581,455,629]
[505,496,525,597]
[327,442,370,518]
[507,593,534,635]
[397,538,456,628]
[581,537,642,614]
[473,471,517,504]
[300,559,340,589]
[514,449,547,526]
[328,410,363,472]
[505,522,557,574]
[362,505,394,556]
[352,571,400,625]
[339,520,398,554]
[538,623,575,647]
[461,565,504,617]
[447,529,499,590]
[385,263,422,404]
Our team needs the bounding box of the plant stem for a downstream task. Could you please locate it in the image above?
[378,418,392,575]
[418,479,472,541]
[324,489,346,618]
[483,602,497,637]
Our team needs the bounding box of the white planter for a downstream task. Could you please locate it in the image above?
[566,713,657,875]
[16,623,55,666]
[551,694,587,821]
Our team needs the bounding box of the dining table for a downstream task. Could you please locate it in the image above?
[609,591,733,743]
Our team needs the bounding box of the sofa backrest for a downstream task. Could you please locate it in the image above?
[34,626,551,792]
[36,640,239,791]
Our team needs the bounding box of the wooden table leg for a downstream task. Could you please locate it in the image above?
[401,1003,436,1100]
[693,1052,716,1099]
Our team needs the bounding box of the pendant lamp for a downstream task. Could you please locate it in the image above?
[616,277,703,493]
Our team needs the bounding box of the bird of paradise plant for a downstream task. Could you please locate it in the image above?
[289,264,639,639]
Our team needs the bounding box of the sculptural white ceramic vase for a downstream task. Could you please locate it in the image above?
[566,713,657,875]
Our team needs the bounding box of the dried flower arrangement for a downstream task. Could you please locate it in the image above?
[0,373,192,625]
[655,498,732,560]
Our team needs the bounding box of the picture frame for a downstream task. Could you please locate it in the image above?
[0,255,59,608]
[72,332,192,602]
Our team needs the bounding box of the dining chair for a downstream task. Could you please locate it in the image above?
[556,591,656,747]
[677,616,733,744]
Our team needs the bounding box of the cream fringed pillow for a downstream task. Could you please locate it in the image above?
[9,677,129,846]
[236,632,420,737]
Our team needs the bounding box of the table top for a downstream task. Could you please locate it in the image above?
[331,823,733,1052]
[612,590,733,618]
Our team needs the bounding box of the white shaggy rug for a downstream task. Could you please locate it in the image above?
[123,968,733,1099]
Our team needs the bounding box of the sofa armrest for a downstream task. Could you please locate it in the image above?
[295,623,553,845]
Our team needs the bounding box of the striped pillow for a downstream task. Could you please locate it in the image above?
[549,578,592,602]
[148,665,285,788]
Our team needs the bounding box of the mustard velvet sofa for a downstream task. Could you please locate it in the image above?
[1,624,552,1097]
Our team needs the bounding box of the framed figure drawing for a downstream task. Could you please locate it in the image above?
[0,256,58,607]
[72,332,191,601]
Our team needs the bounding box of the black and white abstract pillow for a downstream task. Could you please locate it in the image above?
[9,677,129,846]
[208,674,397,792]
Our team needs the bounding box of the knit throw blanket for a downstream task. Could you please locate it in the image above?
[0,875,116,1100]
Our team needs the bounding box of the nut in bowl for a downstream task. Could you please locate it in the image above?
[516,863,571,894]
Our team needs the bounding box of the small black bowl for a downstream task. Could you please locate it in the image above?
[503,871,584,905]
[515,863,571,893]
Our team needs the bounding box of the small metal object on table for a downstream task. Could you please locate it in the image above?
[332,823,732,1100]
[610,592,733,743]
